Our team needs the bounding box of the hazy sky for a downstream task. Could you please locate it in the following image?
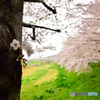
[23,0,94,60]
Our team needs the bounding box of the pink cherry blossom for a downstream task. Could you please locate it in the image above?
[10,39,20,50]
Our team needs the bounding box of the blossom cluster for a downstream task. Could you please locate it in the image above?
[10,38,34,68]
[22,38,34,57]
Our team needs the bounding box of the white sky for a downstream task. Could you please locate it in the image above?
[23,0,94,60]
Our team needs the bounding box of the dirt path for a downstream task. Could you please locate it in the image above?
[34,69,58,85]
[22,66,36,77]
[22,64,58,86]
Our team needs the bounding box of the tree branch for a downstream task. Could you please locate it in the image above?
[22,22,61,32]
[42,2,56,14]
[24,0,56,14]
[24,0,43,3]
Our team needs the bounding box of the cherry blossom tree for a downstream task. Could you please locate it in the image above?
[55,0,100,74]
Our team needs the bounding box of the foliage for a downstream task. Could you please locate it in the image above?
[46,88,54,93]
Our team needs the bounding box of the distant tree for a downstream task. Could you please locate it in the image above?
[55,0,100,74]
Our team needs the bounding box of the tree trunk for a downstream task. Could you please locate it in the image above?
[0,0,23,100]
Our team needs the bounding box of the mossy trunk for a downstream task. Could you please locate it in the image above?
[0,0,23,100]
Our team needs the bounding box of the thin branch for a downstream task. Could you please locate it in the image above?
[24,0,56,14]
[24,0,43,3]
[22,22,61,32]
[42,2,56,14]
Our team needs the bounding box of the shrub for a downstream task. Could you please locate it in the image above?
[46,88,54,93]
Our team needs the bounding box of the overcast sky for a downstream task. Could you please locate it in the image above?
[23,0,94,60]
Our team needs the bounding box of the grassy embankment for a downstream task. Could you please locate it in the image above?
[21,60,100,100]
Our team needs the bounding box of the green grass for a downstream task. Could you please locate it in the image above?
[22,69,47,85]
[20,62,100,100]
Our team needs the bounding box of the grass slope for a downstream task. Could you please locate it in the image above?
[20,61,100,100]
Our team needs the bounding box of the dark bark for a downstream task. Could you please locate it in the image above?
[0,0,23,100]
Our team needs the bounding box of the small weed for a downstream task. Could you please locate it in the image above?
[39,94,45,100]
[26,79,29,81]
[34,85,38,87]
[46,88,54,93]
[32,94,38,100]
